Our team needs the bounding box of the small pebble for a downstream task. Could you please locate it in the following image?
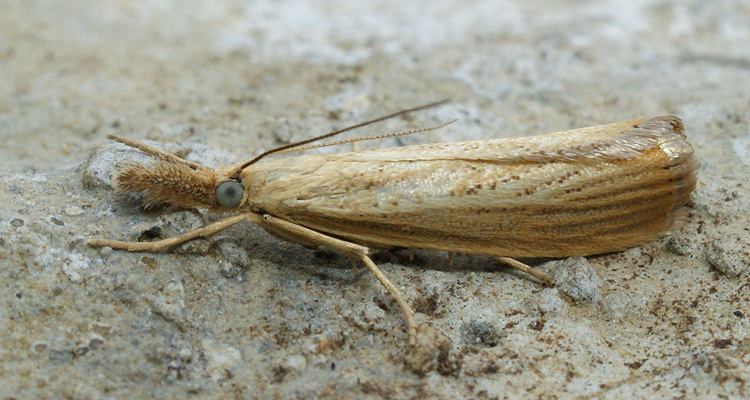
[283,355,307,371]
[551,257,602,303]
[179,348,192,361]
[73,345,89,356]
[706,238,750,278]
[88,335,105,350]
[99,246,113,257]
[667,234,697,256]
[462,320,502,347]
[92,322,112,336]
[138,226,162,241]
[10,218,24,227]
[31,341,48,355]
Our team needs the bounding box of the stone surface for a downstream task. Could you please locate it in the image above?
[1,1,749,399]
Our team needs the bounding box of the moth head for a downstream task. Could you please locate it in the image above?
[109,135,247,211]
[116,160,221,210]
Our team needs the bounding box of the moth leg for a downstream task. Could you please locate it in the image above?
[494,256,554,286]
[358,254,417,345]
[261,214,418,346]
[89,213,262,252]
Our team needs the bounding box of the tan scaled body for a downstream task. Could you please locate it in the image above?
[89,106,697,346]
[244,116,696,257]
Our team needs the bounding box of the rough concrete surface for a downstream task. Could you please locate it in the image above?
[2,1,750,399]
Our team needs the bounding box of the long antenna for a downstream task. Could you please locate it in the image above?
[230,99,450,177]
[274,119,457,155]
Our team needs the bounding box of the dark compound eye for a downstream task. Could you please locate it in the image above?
[215,180,244,208]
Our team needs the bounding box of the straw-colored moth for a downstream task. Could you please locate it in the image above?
[89,101,697,346]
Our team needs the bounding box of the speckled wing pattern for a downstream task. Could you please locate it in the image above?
[245,116,697,257]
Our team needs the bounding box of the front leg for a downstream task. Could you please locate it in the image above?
[260,214,418,346]
[88,213,262,252]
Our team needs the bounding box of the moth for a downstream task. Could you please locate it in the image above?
[89,101,698,346]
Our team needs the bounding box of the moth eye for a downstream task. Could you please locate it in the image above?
[215,181,244,209]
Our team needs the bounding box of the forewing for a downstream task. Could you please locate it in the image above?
[251,117,696,257]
